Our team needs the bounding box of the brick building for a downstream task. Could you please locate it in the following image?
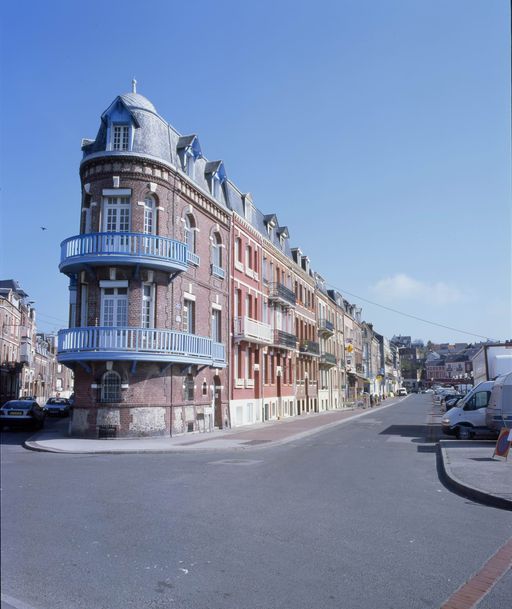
[58,86,228,437]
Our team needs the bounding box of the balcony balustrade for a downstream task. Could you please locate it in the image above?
[299,340,320,356]
[268,282,296,307]
[273,329,297,350]
[320,351,337,367]
[60,232,188,275]
[211,264,225,279]
[318,319,334,336]
[57,327,226,367]
[234,316,272,344]
[187,251,200,266]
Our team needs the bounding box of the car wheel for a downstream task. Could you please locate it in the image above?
[456,426,471,440]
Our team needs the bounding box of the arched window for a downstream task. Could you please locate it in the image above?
[212,232,222,268]
[184,214,196,253]
[143,195,156,234]
[101,371,121,402]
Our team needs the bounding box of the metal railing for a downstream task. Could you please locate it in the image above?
[268,282,296,307]
[58,327,226,365]
[318,319,334,335]
[320,351,337,366]
[299,340,320,355]
[273,329,297,349]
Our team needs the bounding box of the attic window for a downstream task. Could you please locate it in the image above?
[267,224,274,240]
[185,151,195,179]
[112,125,130,151]
[212,175,221,199]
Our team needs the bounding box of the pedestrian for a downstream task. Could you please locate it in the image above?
[370,394,374,408]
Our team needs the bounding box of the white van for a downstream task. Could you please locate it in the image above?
[441,381,494,439]
[485,372,512,433]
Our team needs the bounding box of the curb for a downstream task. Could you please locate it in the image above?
[23,398,405,455]
[437,442,512,511]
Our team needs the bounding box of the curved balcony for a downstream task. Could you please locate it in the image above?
[59,233,188,275]
[57,327,226,367]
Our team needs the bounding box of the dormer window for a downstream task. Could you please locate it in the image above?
[212,174,221,199]
[268,225,274,240]
[112,125,130,151]
[185,151,195,179]
[205,161,226,202]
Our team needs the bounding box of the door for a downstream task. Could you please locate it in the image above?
[213,375,223,429]
[100,288,128,349]
[102,196,130,250]
[101,288,128,327]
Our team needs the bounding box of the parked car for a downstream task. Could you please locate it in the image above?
[397,388,408,396]
[0,400,46,430]
[442,395,464,411]
[45,397,71,417]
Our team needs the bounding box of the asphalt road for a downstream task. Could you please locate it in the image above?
[1,395,511,609]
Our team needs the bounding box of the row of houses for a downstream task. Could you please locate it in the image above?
[0,280,74,405]
[57,85,401,438]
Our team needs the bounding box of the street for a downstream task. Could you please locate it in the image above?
[1,394,511,609]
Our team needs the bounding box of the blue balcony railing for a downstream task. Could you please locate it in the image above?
[211,264,225,279]
[59,233,189,275]
[57,327,226,367]
[187,251,200,266]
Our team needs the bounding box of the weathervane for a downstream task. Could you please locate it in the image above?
[132,78,137,94]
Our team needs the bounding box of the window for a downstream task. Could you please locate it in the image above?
[184,214,197,254]
[142,283,155,328]
[245,245,252,269]
[184,374,194,401]
[101,371,121,402]
[234,238,242,264]
[101,287,128,327]
[183,299,195,334]
[202,381,208,396]
[112,125,130,151]
[102,196,130,233]
[212,176,221,199]
[211,309,221,343]
[212,232,222,268]
[143,196,156,235]
[185,151,195,179]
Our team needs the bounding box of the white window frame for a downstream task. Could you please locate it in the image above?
[143,196,156,235]
[183,298,195,334]
[111,124,130,151]
[141,283,155,328]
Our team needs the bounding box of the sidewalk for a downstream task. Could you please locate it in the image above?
[24,399,399,455]
[438,440,512,511]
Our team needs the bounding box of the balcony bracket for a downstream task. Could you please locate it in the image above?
[168,271,180,284]
[179,364,193,374]
[131,361,137,374]
[196,365,208,374]
[83,265,95,280]
[132,264,140,280]
[78,361,92,374]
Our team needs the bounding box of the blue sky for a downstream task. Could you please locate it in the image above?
[1,0,510,343]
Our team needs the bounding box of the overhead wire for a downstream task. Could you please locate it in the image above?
[324,282,499,342]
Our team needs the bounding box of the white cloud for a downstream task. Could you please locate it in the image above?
[371,274,463,306]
